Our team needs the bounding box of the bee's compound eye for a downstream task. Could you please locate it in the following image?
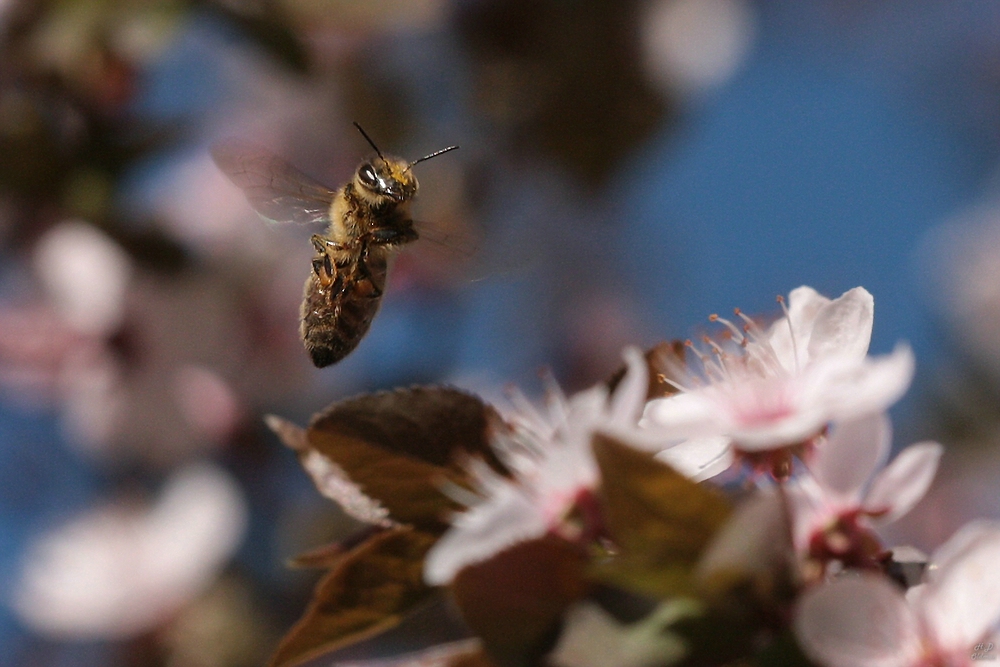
[358,163,379,189]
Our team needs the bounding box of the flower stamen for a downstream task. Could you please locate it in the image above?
[777,294,801,373]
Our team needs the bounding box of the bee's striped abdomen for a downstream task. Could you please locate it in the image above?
[299,257,387,367]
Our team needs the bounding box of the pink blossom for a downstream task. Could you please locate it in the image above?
[790,414,942,571]
[423,348,649,585]
[642,286,914,464]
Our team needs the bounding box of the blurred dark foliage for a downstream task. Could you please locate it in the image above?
[454,0,669,187]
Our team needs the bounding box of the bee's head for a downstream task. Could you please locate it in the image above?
[350,123,459,206]
[354,156,418,205]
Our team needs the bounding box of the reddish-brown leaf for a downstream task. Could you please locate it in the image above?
[450,536,590,667]
[303,387,503,532]
[269,526,438,667]
[267,414,395,527]
[591,433,732,597]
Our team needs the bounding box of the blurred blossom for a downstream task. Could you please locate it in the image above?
[920,201,1000,380]
[150,151,269,255]
[11,462,248,640]
[653,434,733,482]
[0,304,91,404]
[33,220,132,337]
[889,434,1000,558]
[549,602,692,667]
[28,1,179,76]
[62,265,306,464]
[695,489,787,589]
[172,364,243,444]
[641,0,756,99]
[162,575,277,667]
[795,521,1000,667]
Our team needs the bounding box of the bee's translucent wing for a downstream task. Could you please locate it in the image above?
[211,140,336,226]
[413,219,480,262]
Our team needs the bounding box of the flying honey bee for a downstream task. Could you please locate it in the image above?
[212,124,459,367]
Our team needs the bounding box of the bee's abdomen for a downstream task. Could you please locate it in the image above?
[299,269,385,368]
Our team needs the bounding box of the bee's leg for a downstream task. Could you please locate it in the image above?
[357,247,383,298]
[311,253,336,288]
[311,234,348,252]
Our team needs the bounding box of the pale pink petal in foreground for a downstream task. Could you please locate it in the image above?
[795,575,922,667]
[423,481,547,586]
[912,521,1000,655]
[795,521,1000,667]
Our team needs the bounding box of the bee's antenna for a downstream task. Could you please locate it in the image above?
[353,122,385,161]
[406,145,460,171]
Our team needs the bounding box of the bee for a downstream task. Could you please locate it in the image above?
[212,124,459,367]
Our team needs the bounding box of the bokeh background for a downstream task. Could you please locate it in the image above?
[3,0,1000,664]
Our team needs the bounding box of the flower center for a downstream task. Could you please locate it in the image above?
[723,376,797,427]
[541,486,605,544]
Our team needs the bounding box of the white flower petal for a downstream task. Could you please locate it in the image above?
[654,436,734,481]
[423,483,547,586]
[609,347,649,425]
[811,414,891,502]
[864,442,942,523]
[728,403,829,451]
[787,285,833,329]
[769,285,832,369]
[643,287,911,454]
[822,344,915,422]
[794,576,923,667]
[807,287,874,363]
[915,521,1000,651]
[641,392,723,440]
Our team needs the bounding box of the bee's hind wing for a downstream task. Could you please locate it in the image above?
[211,139,336,226]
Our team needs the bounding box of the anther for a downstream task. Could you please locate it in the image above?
[711,314,747,343]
